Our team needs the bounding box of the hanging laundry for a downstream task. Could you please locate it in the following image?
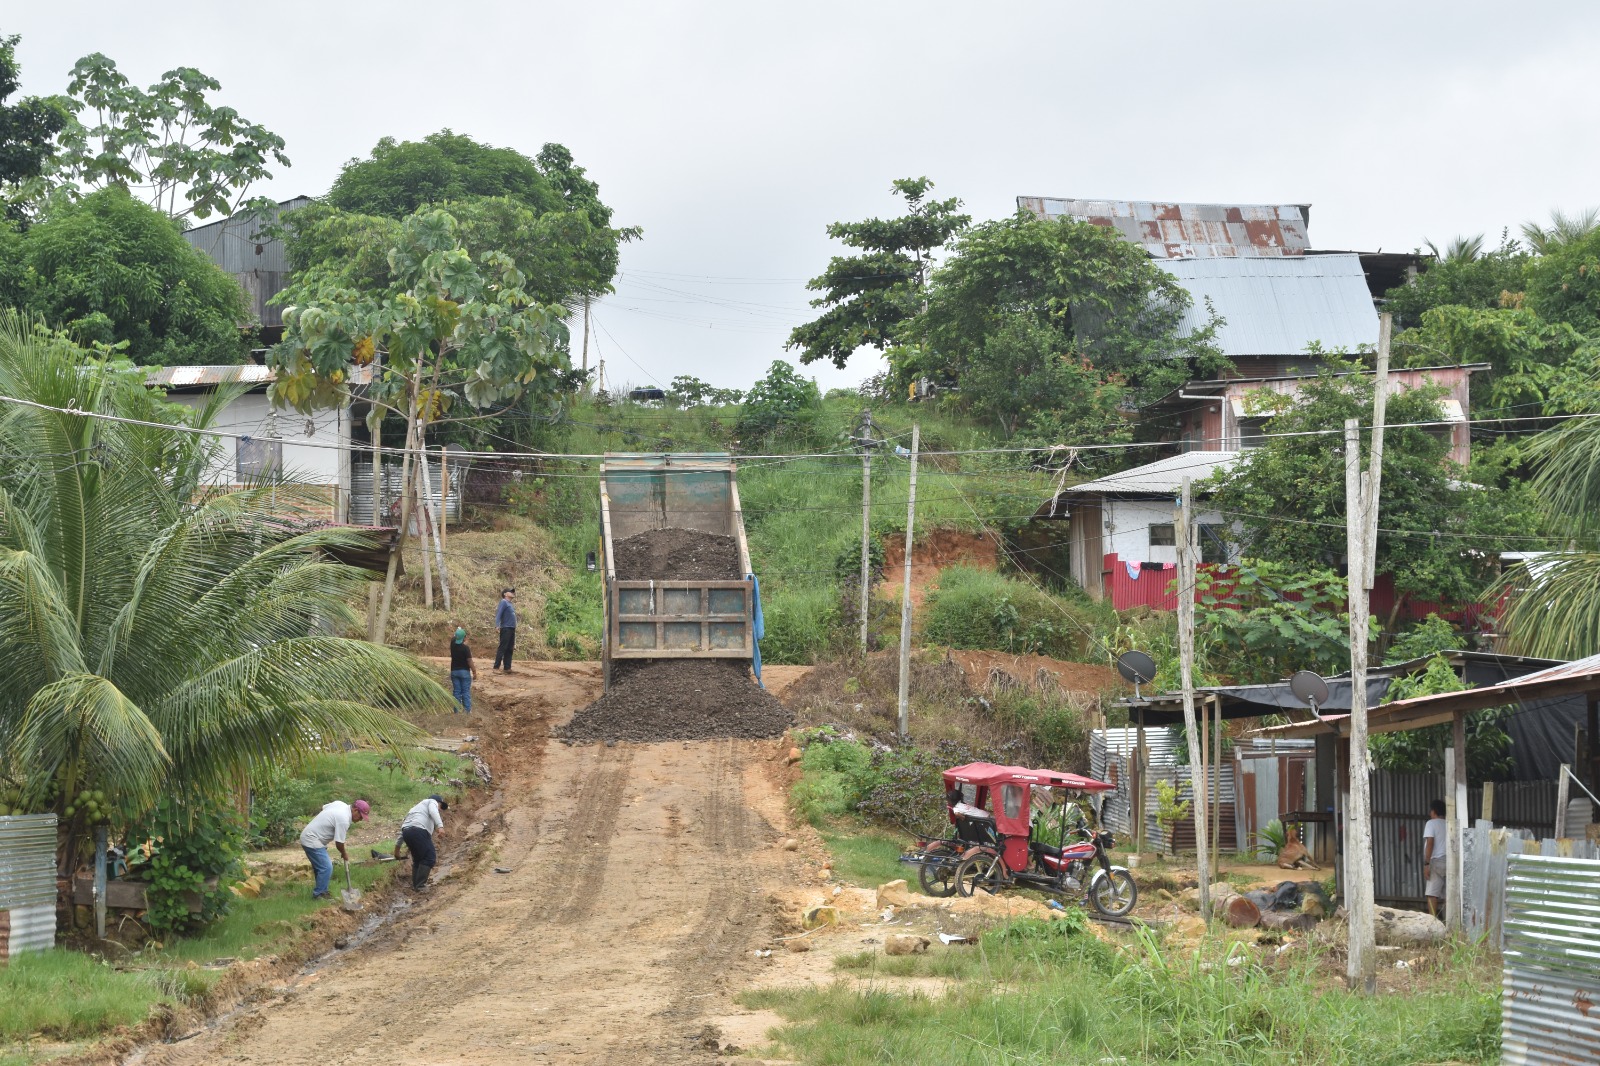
[1125,560,1142,581]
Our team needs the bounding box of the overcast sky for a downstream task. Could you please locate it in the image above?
[10,2,1600,391]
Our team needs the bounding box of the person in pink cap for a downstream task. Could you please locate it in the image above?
[298,798,370,899]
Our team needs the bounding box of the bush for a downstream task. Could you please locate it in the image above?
[736,360,824,445]
[924,566,1087,659]
[855,737,1027,837]
[126,797,245,933]
[981,686,1090,769]
[248,768,321,848]
[792,738,882,826]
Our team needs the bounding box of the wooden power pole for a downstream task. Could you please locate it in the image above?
[859,409,873,653]
[1344,311,1391,993]
[1176,476,1211,920]
[896,424,920,741]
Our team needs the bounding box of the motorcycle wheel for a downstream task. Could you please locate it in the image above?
[954,851,1006,898]
[1089,869,1138,917]
[917,842,961,898]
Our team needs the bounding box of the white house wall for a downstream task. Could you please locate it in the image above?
[1102,499,1234,565]
[166,392,347,488]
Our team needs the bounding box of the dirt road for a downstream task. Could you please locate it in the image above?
[131,663,807,1066]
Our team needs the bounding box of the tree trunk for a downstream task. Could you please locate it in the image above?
[375,384,421,645]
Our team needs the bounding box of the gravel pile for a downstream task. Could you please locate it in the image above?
[558,660,792,742]
[612,528,741,581]
[563,526,783,742]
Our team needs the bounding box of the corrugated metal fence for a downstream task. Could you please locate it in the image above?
[1501,854,1600,1064]
[1464,822,1600,950]
[0,814,58,959]
[350,460,467,527]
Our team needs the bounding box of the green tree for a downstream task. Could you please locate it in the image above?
[735,359,822,443]
[0,33,68,221]
[0,185,250,364]
[1208,357,1537,637]
[1191,563,1353,685]
[1382,234,1530,329]
[1520,207,1599,255]
[1393,304,1582,416]
[270,206,571,636]
[40,52,288,222]
[306,131,634,306]
[1525,225,1600,334]
[957,313,1128,440]
[0,314,443,875]
[787,177,969,370]
[913,214,1225,402]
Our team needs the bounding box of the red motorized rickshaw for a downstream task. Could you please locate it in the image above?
[926,761,1137,917]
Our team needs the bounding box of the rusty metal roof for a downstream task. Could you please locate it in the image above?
[145,365,373,390]
[1017,197,1311,258]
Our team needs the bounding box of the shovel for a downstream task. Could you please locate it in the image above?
[340,860,362,912]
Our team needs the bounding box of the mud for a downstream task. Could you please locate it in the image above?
[557,660,793,743]
[612,528,741,581]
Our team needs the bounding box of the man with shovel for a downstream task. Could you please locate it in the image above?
[399,794,448,891]
[299,798,369,900]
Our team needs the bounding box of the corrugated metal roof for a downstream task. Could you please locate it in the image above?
[145,365,373,390]
[1017,197,1311,258]
[182,196,312,275]
[1162,253,1379,358]
[1060,451,1239,498]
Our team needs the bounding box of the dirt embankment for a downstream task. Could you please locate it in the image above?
[879,528,997,610]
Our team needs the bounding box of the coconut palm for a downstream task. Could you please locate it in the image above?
[1496,412,1600,658]
[1519,208,1600,254]
[0,314,447,863]
[1423,234,1485,263]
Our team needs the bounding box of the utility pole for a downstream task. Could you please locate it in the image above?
[896,423,920,741]
[1345,312,1390,994]
[859,408,874,653]
[581,294,591,379]
[1176,476,1210,920]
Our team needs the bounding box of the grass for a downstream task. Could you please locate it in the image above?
[819,829,914,890]
[0,951,173,1044]
[743,923,1502,1065]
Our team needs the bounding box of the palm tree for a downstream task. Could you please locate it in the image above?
[1497,413,1600,658]
[1423,234,1485,263]
[1519,208,1600,254]
[0,314,447,867]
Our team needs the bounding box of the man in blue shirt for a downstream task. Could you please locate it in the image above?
[493,588,517,673]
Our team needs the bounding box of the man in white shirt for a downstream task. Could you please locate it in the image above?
[1422,799,1447,918]
[299,799,370,900]
[399,794,449,891]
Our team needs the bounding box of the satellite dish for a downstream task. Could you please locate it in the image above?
[1116,650,1158,700]
[1116,650,1157,685]
[1290,670,1330,716]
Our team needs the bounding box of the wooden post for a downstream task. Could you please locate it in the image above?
[440,444,449,554]
[1212,694,1223,874]
[418,447,451,611]
[1482,780,1496,824]
[367,397,382,642]
[1555,763,1572,840]
[1345,415,1377,993]
[860,409,873,653]
[376,392,421,645]
[896,424,920,741]
[1334,734,1348,906]
[1450,715,1467,934]
[1135,709,1148,855]
[1177,476,1210,919]
[418,460,434,608]
[93,826,107,940]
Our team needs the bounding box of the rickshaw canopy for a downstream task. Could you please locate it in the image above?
[942,762,1113,793]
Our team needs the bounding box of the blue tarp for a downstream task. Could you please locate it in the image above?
[749,572,765,687]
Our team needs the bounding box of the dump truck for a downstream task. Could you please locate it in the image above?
[599,453,758,690]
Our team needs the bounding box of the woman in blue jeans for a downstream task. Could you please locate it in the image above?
[449,627,477,712]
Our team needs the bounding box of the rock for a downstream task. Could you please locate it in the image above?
[1218,894,1261,929]
[786,747,803,764]
[885,934,930,956]
[801,905,838,930]
[820,866,833,881]
[1299,882,1331,919]
[781,838,799,852]
[1155,889,1174,902]
[783,938,811,953]
[1374,908,1446,947]
[1259,911,1316,932]
[333,935,351,949]
[875,879,912,909]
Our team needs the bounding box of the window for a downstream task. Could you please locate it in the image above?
[1149,523,1176,547]
[1238,416,1270,449]
[236,436,282,481]
[1002,785,1024,820]
[1199,524,1229,564]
